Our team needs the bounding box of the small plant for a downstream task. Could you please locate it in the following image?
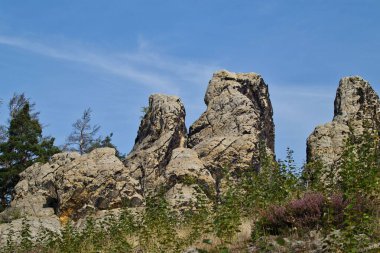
[20,217,33,252]
[259,192,325,234]
[138,193,183,252]
[213,187,242,245]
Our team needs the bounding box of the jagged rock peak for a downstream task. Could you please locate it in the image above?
[133,94,187,148]
[307,76,380,185]
[204,70,262,104]
[334,76,380,125]
[125,94,187,195]
[188,69,275,176]
[189,69,274,150]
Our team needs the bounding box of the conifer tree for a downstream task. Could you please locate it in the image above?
[65,108,123,158]
[65,108,100,155]
[0,95,60,208]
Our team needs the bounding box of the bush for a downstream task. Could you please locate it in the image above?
[258,192,352,234]
[260,192,325,234]
[329,192,349,227]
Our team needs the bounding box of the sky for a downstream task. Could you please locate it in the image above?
[0,0,379,166]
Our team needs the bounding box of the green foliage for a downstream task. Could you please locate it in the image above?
[87,132,125,159]
[238,145,301,217]
[339,128,380,197]
[20,218,33,252]
[2,131,379,252]
[213,186,242,245]
[0,95,60,207]
[254,129,380,252]
[182,190,213,247]
[336,128,380,251]
[138,194,182,252]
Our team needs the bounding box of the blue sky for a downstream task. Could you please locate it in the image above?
[0,0,379,166]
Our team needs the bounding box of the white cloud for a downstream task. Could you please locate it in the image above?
[0,34,218,93]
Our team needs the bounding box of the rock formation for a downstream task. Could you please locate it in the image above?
[0,216,61,243]
[188,70,275,178]
[12,148,142,221]
[0,69,278,243]
[307,76,380,184]
[124,94,187,196]
[164,148,215,210]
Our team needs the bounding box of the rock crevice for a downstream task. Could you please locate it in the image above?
[124,94,187,195]
[188,70,275,176]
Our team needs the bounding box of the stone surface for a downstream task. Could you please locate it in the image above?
[0,216,61,243]
[0,69,279,243]
[165,184,204,211]
[307,76,380,184]
[13,148,142,221]
[164,148,215,210]
[124,94,187,196]
[188,70,275,176]
[165,148,215,193]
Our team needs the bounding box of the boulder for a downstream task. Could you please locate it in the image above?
[124,94,187,196]
[188,70,275,177]
[13,148,142,221]
[307,76,380,184]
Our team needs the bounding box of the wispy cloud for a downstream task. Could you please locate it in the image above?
[0,35,219,93]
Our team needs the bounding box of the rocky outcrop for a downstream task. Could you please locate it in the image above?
[164,148,215,210]
[124,94,187,195]
[0,216,61,243]
[165,148,215,191]
[188,70,275,177]
[307,76,380,184]
[0,69,278,244]
[13,148,142,221]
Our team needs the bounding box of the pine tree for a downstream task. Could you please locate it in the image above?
[0,99,60,208]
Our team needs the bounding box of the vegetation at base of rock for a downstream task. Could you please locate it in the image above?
[253,130,380,252]
[1,72,380,252]
[1,130,378,252]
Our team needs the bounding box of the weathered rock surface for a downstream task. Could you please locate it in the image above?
[188,70,275,176]
[124,94,187,195]
[165,148,215,192]
[164,148,215,210]
[307,76,380,183]
[0,69,279,244]
[0,216,61,243]
[13,148,142,221]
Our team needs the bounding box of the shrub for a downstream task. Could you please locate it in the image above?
[288,192,325,229]
[258,191,357,232]
[260,192,326,234]
[329,192,348,227]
